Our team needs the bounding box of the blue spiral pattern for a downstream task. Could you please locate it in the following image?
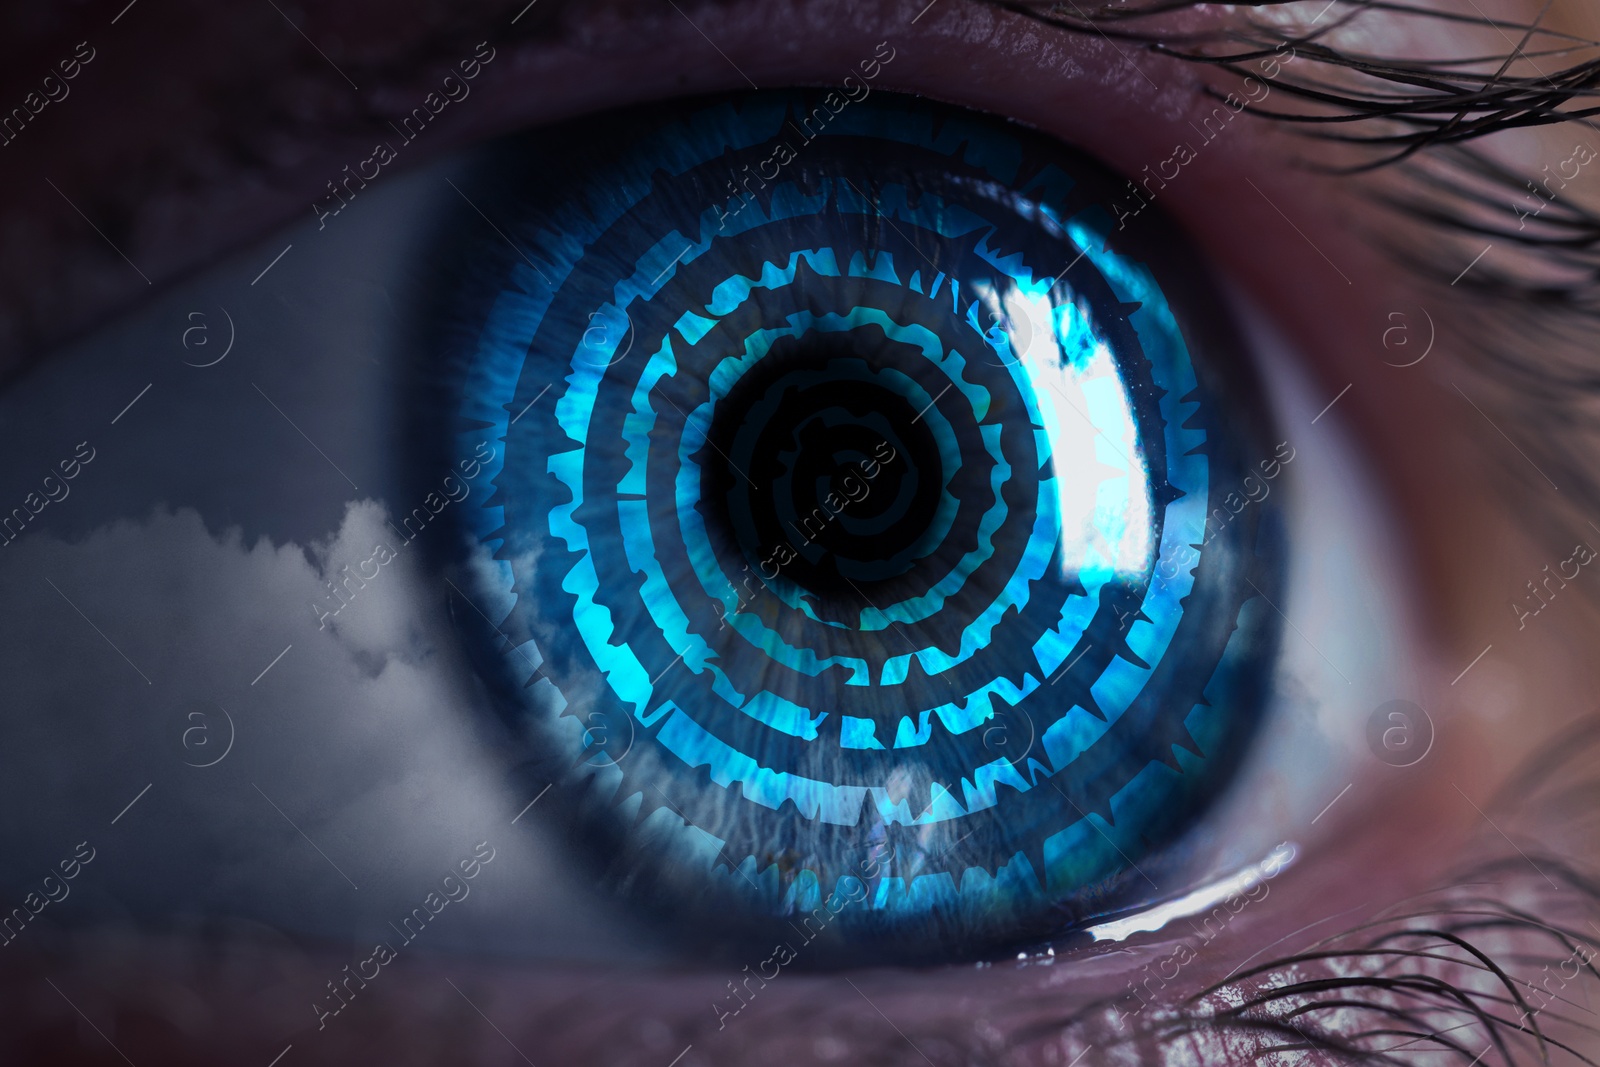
[442,92,1285,961]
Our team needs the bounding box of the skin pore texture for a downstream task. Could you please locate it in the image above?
[0,1,1596,1064]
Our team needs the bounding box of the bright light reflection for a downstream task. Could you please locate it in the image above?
[1001,282,1152,582]
[1085,842,1300,943]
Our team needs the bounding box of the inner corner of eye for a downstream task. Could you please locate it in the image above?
[415,87,1354,967]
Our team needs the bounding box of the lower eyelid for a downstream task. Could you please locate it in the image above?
[13,823,1585,1067]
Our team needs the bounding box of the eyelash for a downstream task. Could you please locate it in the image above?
[1066,730,1600,1066]
[752,728,1595,1065]
[955,2,1600,1060]
[990,0,1600,517]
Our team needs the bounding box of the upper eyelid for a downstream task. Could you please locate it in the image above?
[25,0,1541,375]
[0,0,1287,383]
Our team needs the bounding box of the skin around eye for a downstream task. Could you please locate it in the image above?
[0,1,1593,1065]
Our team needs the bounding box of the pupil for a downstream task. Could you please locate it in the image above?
[704,336,949,619]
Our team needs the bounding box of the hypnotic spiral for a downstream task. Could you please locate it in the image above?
[442,91,1286,962]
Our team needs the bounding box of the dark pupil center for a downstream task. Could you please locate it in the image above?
[704,338,948,618]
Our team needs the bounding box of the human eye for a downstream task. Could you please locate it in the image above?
[1,2,1595,1065]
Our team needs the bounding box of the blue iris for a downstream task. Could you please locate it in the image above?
[435,91,1286,964]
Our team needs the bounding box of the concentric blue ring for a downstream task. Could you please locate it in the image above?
[437,91,1286,963]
